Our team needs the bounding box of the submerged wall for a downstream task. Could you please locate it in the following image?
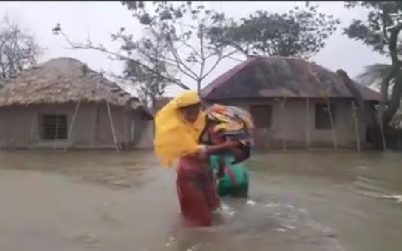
[0,103,148,150]
[207,98,372,150]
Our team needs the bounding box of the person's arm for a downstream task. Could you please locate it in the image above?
[187,140,240,160]
[204,139,240,156]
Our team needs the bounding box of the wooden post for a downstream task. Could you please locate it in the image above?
[30,114,35,143]
[281,92,287,151]
[326,98,338,150]
[124,114,128,140]
[305,98,311,149]
[123,113,128,150]
[282,103,287,151]
[106,101,119,152]
[90,105,96,148]
[94,105,100,149]
[131,119,135,142]
[351,100,361,152]
[377,111,387,151]
[53,114,59,149]
[64,101,81,152]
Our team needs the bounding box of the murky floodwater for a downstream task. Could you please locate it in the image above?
[0,150,401,251]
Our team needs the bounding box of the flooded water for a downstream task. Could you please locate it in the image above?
[0,150,401,251]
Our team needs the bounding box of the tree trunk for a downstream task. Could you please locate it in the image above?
[337,69,384,149]
[378,65,398,131]
[197,79,202,95]
[337,69,366,117]
[151,96,156,112]
[383,69,402,128]
[374,24,402,148]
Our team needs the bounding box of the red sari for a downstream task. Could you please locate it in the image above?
[176,156,220,227]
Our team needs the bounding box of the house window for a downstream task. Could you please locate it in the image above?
[315,104,336,130]
[250,105,273,128]
[40,115,68,140]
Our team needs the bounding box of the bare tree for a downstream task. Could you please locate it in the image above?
[54,2,237,96]
[53,23,185,108]
[0,16,42,80]
[53,23,190,92]
[130,2,238,93]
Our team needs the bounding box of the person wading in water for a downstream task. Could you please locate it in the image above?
[154,90,241,227]
[201,104,253,198]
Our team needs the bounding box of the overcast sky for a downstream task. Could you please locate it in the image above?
[0,1,389,96]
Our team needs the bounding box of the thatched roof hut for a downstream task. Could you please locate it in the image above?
[201,56,382,150]
[202,56,381,102]
[0,57,152,150]
[0,57,150,116]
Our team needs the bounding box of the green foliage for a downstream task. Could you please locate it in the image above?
[121,1,168,11]
[124,59,169,107]
[356,63,392,88]
[345,1,402,129]
[208,5,340,58]
[344,1,402,55]
[121,1,235,92]
[111,28,175,107]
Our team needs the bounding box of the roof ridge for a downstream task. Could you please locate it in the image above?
[201,56,260,98]
[0,57,144,108]
[201,56,381,101]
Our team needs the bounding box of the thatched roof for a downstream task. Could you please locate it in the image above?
[0,57,152,117]
[201,56,382,102]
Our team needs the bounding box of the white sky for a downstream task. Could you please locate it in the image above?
[0,1,389,96]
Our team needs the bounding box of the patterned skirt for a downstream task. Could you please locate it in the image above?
[176,157,220,227]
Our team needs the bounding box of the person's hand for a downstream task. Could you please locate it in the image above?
[222,139,240,149]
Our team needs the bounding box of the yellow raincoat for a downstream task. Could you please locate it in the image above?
[154,91,206,167]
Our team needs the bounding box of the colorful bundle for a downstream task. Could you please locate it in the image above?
[205,104,254,163]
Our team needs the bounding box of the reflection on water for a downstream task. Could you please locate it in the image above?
[0,150,402,251]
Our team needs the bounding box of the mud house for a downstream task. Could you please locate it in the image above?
[201,56,382,150]
[0,57,152,150]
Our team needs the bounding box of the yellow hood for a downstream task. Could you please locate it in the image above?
[154,91,206,167]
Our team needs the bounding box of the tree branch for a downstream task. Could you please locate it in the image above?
[201,49,237,80]
[219,37,250,57]
[381,5,390,43]
[136,46,178,67]
[180,40,202,59]
[227,55,244,62]
[199,25,206,82]
[166,37,198,81]
[176,22,202,59]
[59,31,190,90]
